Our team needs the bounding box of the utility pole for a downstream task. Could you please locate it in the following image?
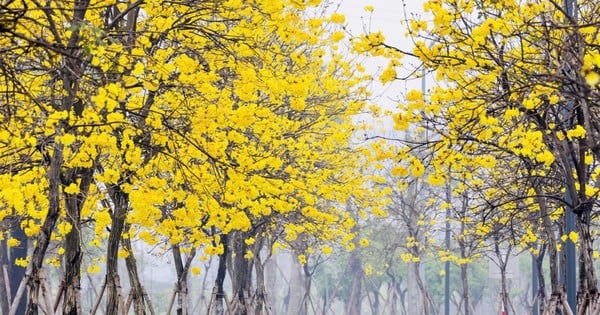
[565,191,577,313]
[532,246,539,315]
[563,0,577,314]
[444,177,451,315]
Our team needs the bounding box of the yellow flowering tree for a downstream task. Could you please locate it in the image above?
[355,0,600,313]
[0,0,376,314]
[381,165,440,314]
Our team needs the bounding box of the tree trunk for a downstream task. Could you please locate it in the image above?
[62,204,82,315]
[398,283,407,315]
[230,231,253,315]
[16,141,65,315]
[493,241,509,315]
[371,287,380,315]
[534,188,561,314]
[105,185,128,314]
[288,253,307,315]
[302,264,313,315]
[415,262,433,315]
[535,245,547,314]
[265,254,277,314]
[213,234,228,315]
[384,271,402,315]
[172,245,196,315]
[254,245,269,315]
[122,230,148,315]
[62,167,93,315]
[460,262,470,315]
[406,261,418,315]
[577,209,597,312]
[386,282,399,315]
[345,249,362,315]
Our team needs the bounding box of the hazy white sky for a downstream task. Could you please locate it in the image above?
[336,0,429,132]
[339,0,423,45]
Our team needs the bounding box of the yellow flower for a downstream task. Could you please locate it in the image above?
[118,248,130,258]
[87,265,100,274]
[46,257,61,267]
[191,266,201,275]
[298,254,307,265]
[523,98,538,109]
[535,150,555,166]
[7,238,20,247]
[58,133,76,146]
[63,183,80,195]
[568,231,579,243]
[457,258,471,265]
[391,165,409,177]
[379,64,397,83]
[329,13,345,24]
[400,253,413,262]
[15,257,29,267]
[567,125,586,140]
[585,71,600,86]
[57,221,72,236]
[406,89,423,102]
[331,31,345,42]
[427,173,445,186]
[409,157,425,177]
[585,151,593,165]
[364,264,373,276]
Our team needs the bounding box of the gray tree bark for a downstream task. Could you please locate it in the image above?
[19,142,64,315]
[345,250,363,315]
[122,232,150,315]
[288,254,307,315]
[230,231,253,315]
[105,185,128,314]
[213,234,228,315]
[62,167,93,315]
[265,255,277,314]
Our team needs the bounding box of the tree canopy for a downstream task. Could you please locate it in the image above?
[0,0,385,314]
[354,0,600,313]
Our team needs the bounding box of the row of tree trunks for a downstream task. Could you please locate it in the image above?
[209,232,281,315]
